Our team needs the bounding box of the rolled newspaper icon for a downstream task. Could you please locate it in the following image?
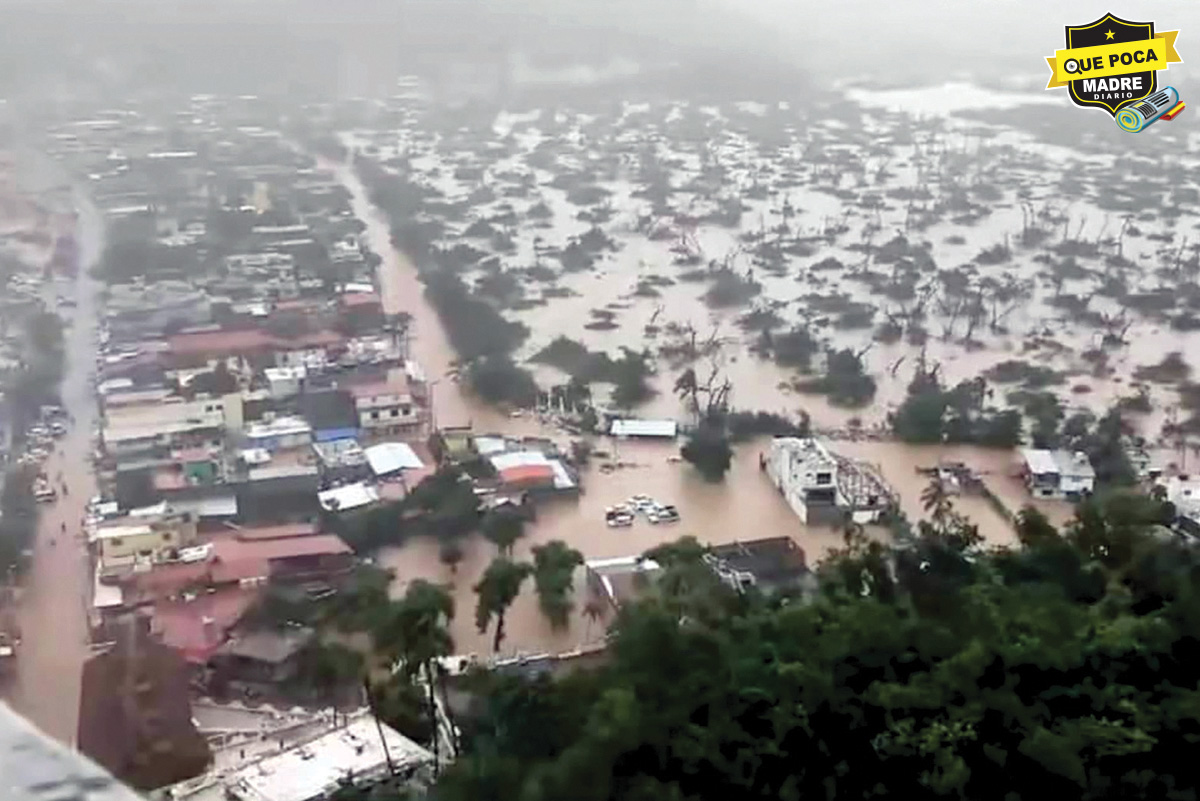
[1116,86,1180,133]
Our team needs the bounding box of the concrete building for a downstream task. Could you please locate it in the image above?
[1020,449,1096,501]
[765,437,893,526]
[348,379,421,436]
[263,366,306,399]
[161,710,433,801]
[91,512,199,573]
[585,555,662,612]
[765,438,841,526]
[706,538,815,596]
[244,416,313,452]
[1156,473,1200,538]
[102,393,243,456]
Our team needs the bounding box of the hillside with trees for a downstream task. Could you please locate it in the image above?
[436,492,1200,801]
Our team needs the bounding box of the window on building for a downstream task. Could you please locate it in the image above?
[815,472,832,484]
[110,537,123,546]
[400,405,411,416]
[389,409,399,417]
[162,533,172,542]
[371,411,380,420]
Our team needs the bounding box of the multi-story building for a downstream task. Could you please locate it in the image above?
[1020,449,1096,501]
[349,379,422,437]
[91,511,199,574]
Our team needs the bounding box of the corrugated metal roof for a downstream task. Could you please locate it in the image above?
[499,464,555,484]
[318,482,380,512]
[490,450,551,472]
[364,442,424,476]
[1021,448,1059,475]
[610,419,678,438]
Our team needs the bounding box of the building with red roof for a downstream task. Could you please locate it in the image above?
[149,585,260,664]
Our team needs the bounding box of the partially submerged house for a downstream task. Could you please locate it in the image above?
[706,537,815,596]
[765,438,894,526]
[1020,449,1096,501]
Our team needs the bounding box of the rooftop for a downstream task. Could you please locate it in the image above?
[168,712,432,801]
[245,416,312,440]
[609,418,678,438]
[215,627,314,665]
[364,441,424,476]
[708,537,811,593]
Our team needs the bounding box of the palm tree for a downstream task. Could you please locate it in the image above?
[296,641,365,715]
[473,557,533,654]
[920,475,953,534]
[374,581,455,775]
[582,596,607,644]
[531,540,584,630]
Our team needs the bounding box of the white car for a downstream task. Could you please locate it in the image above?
[605,506,635,528]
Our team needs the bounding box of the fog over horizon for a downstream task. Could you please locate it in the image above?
[1,1,1199,102]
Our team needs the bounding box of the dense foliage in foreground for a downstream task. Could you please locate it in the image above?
[438,496,1200,801]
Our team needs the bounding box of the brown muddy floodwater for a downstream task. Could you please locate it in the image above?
[337,162,1077,660]
[3,184,102,745]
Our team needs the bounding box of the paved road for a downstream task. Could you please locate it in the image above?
[4,186,103,746]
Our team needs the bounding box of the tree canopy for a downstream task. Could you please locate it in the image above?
[438,493,1200,801]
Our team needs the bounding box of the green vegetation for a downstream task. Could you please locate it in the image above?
[474,557,534,653]
[374,579,456,771]
[532,541,585,630]
[680,421,733,481]
[463,356,539,408]
[0,465,39,575]
[984,359,1066,390]
[891,367,1022,447]
[332,467,481,560]
[438,493,1196,801]
[424,270,529,361]
[7,309,66,437]
[796,348,877,408]
[535,338,654,409]
[726,410,812,442]
[756,325,820,372]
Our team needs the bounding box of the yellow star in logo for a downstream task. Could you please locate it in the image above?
[1105,29,1115,40]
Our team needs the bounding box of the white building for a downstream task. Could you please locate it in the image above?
[765,438,842,526]
[244,415,313,452]
[264,366,306,399]
[1020,449,1096,500]
[160,711,432,801]
[102,395,239,455]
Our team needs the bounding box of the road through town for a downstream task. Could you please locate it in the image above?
[4,186,103,746]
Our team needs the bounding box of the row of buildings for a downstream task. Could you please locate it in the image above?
[50,95,450,800]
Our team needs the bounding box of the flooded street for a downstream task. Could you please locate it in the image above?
[2,184,102,745]
[337,154,1076,659]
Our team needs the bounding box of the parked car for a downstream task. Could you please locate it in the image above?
[605,506,634,528]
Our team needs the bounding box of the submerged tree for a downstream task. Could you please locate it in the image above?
[531,540,585,630]
[440,498,1200,801]
[474,557,533,653]
[374,580,455,773]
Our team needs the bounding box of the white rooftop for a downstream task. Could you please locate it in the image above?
[364,442,424,476]
[240,448,272,465]
[474,436,508,456]
[490,450,551,472]
[610,418,678,438]
[167,712,431,801]
[245,416,312,440]
[264,366,307,381]
[318,482,380,512]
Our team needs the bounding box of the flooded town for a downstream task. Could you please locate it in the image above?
[2,1,1200,799]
